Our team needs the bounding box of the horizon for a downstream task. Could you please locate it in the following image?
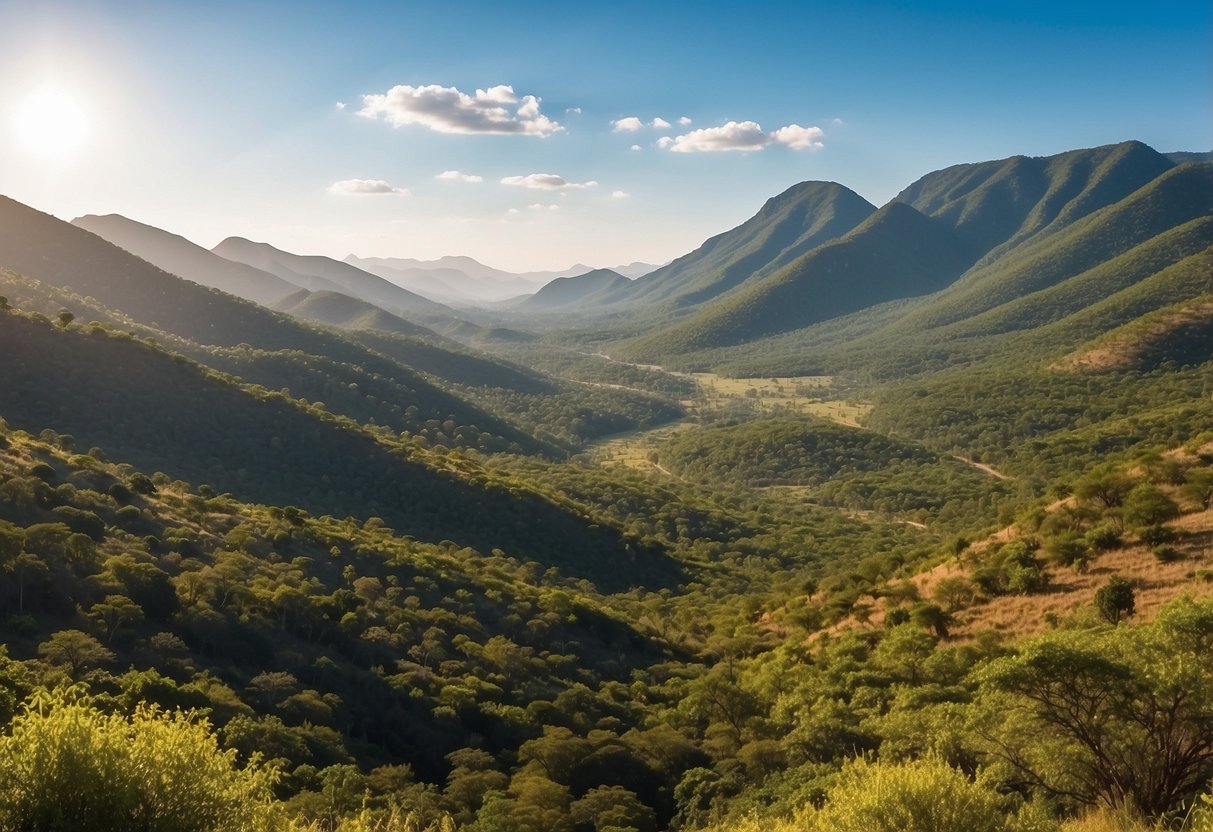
[0,0,1209,271]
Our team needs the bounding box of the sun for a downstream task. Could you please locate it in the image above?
[13,85,89,159]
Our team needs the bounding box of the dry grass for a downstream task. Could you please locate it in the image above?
[1052,297,1213,374]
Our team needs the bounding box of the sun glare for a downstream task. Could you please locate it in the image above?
[13,85,89,158]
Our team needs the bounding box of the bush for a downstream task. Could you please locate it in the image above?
[0,687,283,832]
[1084,524,1121,552]
[1152,545,1179,563]
[803,757,1013,832]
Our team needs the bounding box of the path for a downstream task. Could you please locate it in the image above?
[951,455,1012,480]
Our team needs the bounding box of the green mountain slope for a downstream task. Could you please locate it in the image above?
[887,162,1213,335]
[214,237,451,319]
[624,202,971,356]
[609,181,876,308]
[70,213,301,307]
[273,289,435,338]
[893,140,1176,262]
[0,308,679,591]
[520,269,632,311]
[0,196,564,451]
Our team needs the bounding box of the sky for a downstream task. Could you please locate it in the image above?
[0,0,1208,272]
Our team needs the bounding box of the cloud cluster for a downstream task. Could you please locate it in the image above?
[328,179,409,195]
[436,170,483,183]
[501,173,597,191]
[612,116,681,132]
[657,121,824,153]
[357,84,561,136]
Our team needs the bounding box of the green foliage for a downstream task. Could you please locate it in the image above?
[801,757,1011,832]
[0,687,281,832]
[1094,577,1136,624]
[974,597,1213,816]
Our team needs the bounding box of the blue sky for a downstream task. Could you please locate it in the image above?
[0,0,1208,270]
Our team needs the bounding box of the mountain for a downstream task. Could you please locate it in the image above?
[625,202,971,355]
[519,268,632,311]
[617,142,1208,367]
[0,195,553,454]
[214,237,451,318]
[893,140,1177,264]
[345,256,543,303]
[1166,150,1213,164]
[345,255,661,304]
[273,288,435,338]
[604,181,877,309]
[70,213,300,307]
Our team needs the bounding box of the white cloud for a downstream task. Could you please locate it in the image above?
[771,124,825,151]
[678,116,692,126]
[659,121,768,152]
[658,120,825,153]
[630,144,642,151]
[831,117,844,126]
[507,207,520,214]
[651,117,671,129]
[335,101,346,110]
[527,203,560,211]
[328,178,409,195]
[501,173,597,190]
[611,116,644,132]
[611,190,629,198]
[436,170,484,183]
[566,106,582,114]
[357,83,562,136]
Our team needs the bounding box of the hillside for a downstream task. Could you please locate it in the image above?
[624,202,971,355]
[273,289,435,338]
[894,140,1177,263]
[635,151,1211,378]
[0,306,680,591]
[520,269,632,311]
[214,237,452,319]
[70,213,300,307]
[608,180,877,308]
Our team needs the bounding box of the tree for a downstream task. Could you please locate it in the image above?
[973,597,1213,817]
[1181,468,1213,512]
[932,576,977,613]
[1122,484,1180,531]
[1094,576,1134,625]
[1074,467,1134,510]
[38,630,114,679]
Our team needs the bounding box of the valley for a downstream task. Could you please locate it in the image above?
[0,138,1210,832]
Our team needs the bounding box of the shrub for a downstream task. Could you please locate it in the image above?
[803,757,1011,832]
[0,687,283,832]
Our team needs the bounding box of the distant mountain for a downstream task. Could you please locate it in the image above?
[520,268,632,311]
[71,213,300,307]
[610,261,663,280]
[605,181,877,309]
[1166,151,1213,165]
[346,256,543,303]
[344,255,663,304]
[0,194,551,454]
[215,238,451,318]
